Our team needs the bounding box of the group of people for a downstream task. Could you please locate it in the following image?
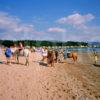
[0,43,99,67]
[4,42,24,65]
[40,47,66,67]
[0,43,78,66]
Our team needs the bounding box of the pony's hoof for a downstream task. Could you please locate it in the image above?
[25,64,29,66]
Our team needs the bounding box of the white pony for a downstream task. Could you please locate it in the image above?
[11,46,30,66]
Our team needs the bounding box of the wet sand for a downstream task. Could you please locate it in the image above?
[0,52,100,100]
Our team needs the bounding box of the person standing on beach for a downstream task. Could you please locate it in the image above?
[18,42,24,51]
[5,45,12,65]
[55,50,58,63]
[58,49,64,63]
[94,51,98,64]
[64,49,67,60]
[11,43,18,61]
[41,47,48,62]
[0,46,2,63]
[11,43,17,54]
[0,47,2,55]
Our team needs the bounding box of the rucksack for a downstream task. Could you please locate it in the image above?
[5,48,12,57]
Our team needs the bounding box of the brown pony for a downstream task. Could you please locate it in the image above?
[67,52,77,62]
[47,50,56,67]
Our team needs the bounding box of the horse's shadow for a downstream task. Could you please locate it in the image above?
[0,61,9,65]
[38,61,48,67]
[11,62,25,66]
[0,61,5,64]
[93,64,100,67]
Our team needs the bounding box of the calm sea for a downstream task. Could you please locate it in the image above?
[65,47,100,52]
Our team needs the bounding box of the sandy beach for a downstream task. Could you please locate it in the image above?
[0,52,100,100]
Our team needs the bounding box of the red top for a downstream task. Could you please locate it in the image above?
[19,43,24,50]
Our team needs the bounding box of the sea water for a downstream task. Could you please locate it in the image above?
[65,47,100,53]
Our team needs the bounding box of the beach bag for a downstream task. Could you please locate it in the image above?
[5,48,12,57]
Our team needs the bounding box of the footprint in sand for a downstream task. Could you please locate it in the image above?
[16,78,20,81]
[66,89,70,93]
[58,94,62,98]
[58,88,61,91]
[0,94,3,96]
[6,72,9,75]
[72,96,76,100]
[63,89,66,92]
[46,91,49,94]
[18,75,22,78]
[40,97,43,100]
[7,86,10,89]
[42,85,46,89]
[55,85,58,88]
[87,88,90,91]
[89,92,92,95]
[11,95,16,99]
[26,94,29,98]
[61,83,64,86]
[27,77,30,80]
[46,88,49,90]
[50,97,53,100]
[11,88,14,91]
[46,82,49,85]
[95,95,99,99]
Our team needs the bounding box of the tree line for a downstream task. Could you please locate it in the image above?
[0,40,88,47]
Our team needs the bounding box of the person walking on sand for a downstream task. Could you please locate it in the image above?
[5,45,12,65]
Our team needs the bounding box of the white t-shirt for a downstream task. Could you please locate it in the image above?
[11,47,17,53]
[42,49,48,56]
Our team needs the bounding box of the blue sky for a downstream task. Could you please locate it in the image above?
[0,0,100,41]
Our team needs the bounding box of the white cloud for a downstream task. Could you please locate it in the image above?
[48,27,66,33]
[57,13,94,29]
[0,12,99,41]
[56,13,100,41]
[0,12,35,33]
[0,11,45,40]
